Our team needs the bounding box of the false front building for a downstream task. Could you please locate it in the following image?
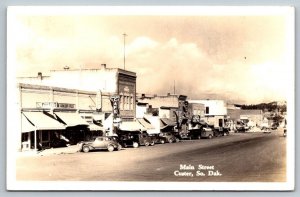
[18,64,137,121]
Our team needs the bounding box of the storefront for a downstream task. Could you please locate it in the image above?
[21,111,66,150]
[16,83,109,151]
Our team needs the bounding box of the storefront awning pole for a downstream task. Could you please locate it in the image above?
[34,127,37,151]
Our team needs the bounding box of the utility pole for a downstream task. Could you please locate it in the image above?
[123,33,127,70]
[174,80,176,95]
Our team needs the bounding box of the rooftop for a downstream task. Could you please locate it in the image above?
[50,64,136,77]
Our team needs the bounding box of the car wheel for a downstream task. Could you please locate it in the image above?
[133,142,139,148]
[144,141,150,146]
[107,145,114,152]
[82,145,90,153]
[160,139,165,144]
[208,134,213,139]
[150,141,155,146]
[175,138,180,143]
[117,144,122,151]
[168,138,173,143]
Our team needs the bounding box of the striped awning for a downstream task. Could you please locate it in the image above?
[22,112,65,131]
[137,118,155,130]
[21,113,35,133]
[161,118,176,127]
[55,112,89,127]
[119,121,146,132]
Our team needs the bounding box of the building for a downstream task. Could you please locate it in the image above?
[17,83,113,152]
[240,109,263,127]
[18,64,137,121]
[188,99,227,129]
[136,93,187,121]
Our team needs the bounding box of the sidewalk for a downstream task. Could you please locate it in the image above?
[17,145,80,157]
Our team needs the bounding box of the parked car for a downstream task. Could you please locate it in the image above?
[200,126,214,139]
[78,136,121,153]
[148,134,167,144]
[212,125,230,137]
[159,132,179,143]
[118,131,155,148]
[235,121,249,132]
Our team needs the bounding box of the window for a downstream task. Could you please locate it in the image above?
[205,107,209,114]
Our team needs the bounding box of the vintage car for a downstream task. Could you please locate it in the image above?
[213,126,230,137]
[148,134,167,144]
[159,132,179,143]
[78,136,122,153]
[235,121,249,132]
[118,131,155,148]
[190,124,214,139]
[200,126,214,139]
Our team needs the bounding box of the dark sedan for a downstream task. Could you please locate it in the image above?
[78,136,122,153]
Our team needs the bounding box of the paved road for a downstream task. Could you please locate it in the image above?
[16,131,286,182]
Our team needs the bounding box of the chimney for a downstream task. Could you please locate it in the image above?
[37,72,42,80]
[101,64,106,69]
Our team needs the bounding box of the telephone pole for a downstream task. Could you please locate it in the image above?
[174,80,176,95]
[123,33,127,70]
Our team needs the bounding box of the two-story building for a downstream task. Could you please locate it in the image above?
[17,83,110,152]
[188,99,228,129]
[18,64,137,121]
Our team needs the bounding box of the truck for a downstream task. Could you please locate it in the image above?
[198,115,230,136]
[174,98,230,139]
[188,115,214,139]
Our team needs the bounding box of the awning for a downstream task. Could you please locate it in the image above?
[160,120,168,130]
[143,115,168,130]
[88,123,104,131]
[137,118,155,130]
[21,113,35,133]
[137,118,159,134]
[119,121,146,132]
[55,112,89,127]
[22,112,66,130]
[161,118,176,127]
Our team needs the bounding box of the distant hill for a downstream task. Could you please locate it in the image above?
[237,101,287,113]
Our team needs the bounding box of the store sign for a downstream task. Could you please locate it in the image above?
[36,102,58,108]
[36,102,75,109]
[110,96,120,118]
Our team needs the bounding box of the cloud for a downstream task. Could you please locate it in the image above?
[13,14,290,104]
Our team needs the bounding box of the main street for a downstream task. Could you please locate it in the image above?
[16,131,286,182]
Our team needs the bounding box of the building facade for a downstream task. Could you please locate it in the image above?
[188,99,227,128]
[240,109,263,127]
[18,64,137,121]
[17,83,114,151]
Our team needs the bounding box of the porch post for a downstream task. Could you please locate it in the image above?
[34,127,37,151]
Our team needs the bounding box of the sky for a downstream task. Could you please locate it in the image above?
[10,7,294,104]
